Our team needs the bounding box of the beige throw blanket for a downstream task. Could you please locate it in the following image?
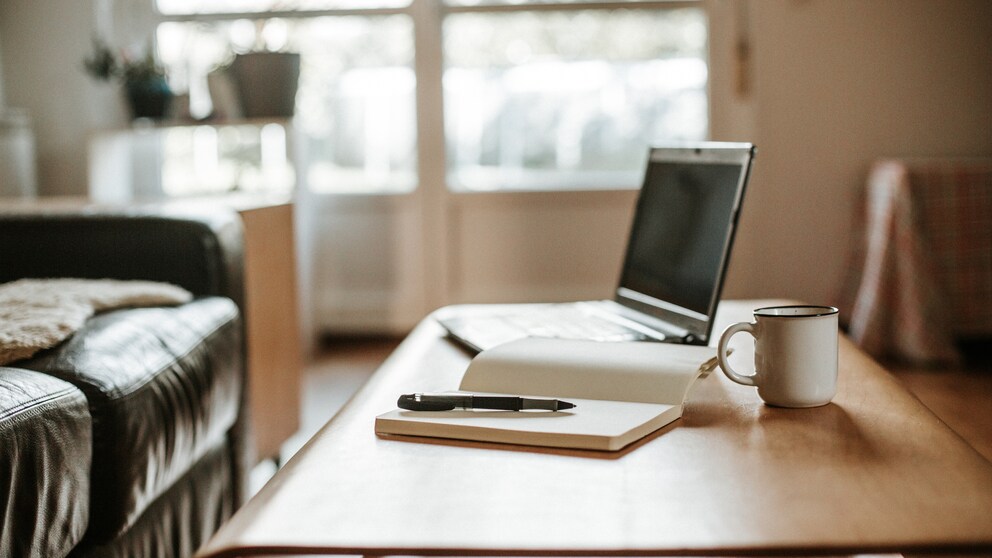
[0,278,193,366]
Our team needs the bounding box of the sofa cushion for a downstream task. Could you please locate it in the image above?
[18,296,242,542]
[0,367,92,558]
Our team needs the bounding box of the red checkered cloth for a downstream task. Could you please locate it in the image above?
[846,159,992,364]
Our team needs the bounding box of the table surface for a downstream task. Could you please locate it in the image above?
[196,300,992,558]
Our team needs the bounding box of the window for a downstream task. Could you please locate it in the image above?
[443,7,706,191]
[154,0,706,194]
[156,9,416,194]
[160,122,295,196]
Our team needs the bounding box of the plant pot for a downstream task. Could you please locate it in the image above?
[125,78,173,120]
[229,52,300,118]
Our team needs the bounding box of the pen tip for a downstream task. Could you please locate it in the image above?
[557,401,576,410]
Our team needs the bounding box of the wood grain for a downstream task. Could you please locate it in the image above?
[197,300,992,557]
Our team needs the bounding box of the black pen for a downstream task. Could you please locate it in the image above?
[397,393,576,412]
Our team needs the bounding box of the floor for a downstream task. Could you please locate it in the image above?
[250,336,401,491]
[290,336,402,457]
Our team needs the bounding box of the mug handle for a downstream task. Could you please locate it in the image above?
[717,322,757,387]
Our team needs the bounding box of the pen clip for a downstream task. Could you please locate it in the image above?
[397,393,458,412]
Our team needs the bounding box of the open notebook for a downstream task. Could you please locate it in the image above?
[375,338,717,451]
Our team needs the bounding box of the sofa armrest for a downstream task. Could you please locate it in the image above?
[0,207,245,312]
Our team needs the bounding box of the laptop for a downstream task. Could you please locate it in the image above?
[438,142,756,353]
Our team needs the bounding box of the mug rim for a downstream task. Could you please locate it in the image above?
[754,305,839,318]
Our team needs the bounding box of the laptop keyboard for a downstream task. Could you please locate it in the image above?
[501,306,650,342]
[441,304,659,352]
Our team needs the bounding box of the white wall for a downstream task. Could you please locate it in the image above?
[710,0,992,306]
[0,28,5,109]
[0,0,126,196]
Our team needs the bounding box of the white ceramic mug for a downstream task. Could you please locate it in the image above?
[717,305,839,408]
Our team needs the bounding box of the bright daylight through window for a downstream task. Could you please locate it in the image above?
[154,0,706,195]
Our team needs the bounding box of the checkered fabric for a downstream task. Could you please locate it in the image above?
[846,159,992,364]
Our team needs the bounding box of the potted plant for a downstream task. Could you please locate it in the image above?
[84,38,173,121]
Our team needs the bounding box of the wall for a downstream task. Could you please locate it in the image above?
[710,0,992,307]
[0,0,125,196]
[0,28,5,108]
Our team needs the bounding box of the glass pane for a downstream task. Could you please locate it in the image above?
[162,123,295,196]
[157,0,410,15]
[443,8,707,191]
[157,15,417,194]
[444,0,663,4]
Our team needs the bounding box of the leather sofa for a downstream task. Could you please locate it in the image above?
[0,207,252,558]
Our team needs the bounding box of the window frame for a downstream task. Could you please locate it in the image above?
[152,0,705,195]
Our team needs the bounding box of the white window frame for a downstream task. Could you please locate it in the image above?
[153,0,705,196]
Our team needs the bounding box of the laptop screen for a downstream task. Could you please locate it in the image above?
[616,144,754,342]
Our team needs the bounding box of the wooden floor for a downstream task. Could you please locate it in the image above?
[294,336,402,454]
[251,337,400,491]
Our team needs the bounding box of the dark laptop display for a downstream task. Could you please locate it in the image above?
[615,145,754,343]
[439,142,756,353]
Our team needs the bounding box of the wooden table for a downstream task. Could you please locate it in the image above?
[197,300,992,557]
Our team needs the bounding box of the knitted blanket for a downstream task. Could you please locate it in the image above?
[0,278,193,366]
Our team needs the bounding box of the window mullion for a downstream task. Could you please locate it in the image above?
[411,0,451,308]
